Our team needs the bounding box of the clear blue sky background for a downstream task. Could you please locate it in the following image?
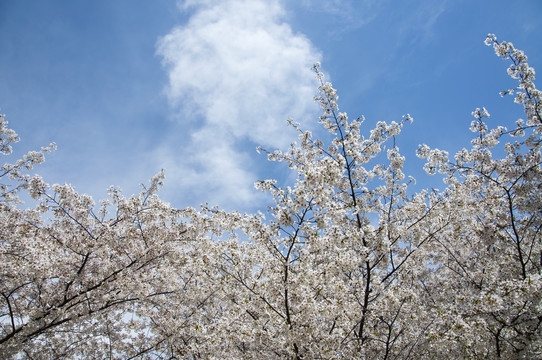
[1,0,541,212]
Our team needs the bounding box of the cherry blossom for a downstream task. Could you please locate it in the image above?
[1,36,540,358]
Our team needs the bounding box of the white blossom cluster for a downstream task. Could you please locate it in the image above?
[1,37,541,359]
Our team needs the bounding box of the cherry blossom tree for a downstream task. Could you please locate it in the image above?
[1,35,540,359]
[196,65,443,358]
[0,117,220,358]
[415,34,542,359]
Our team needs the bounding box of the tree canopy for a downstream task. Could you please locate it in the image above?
[1,35,541,359]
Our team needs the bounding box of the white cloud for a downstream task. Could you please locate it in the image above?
[155,0,321,209]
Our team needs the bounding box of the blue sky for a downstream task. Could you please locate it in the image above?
[1,0,541,212]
